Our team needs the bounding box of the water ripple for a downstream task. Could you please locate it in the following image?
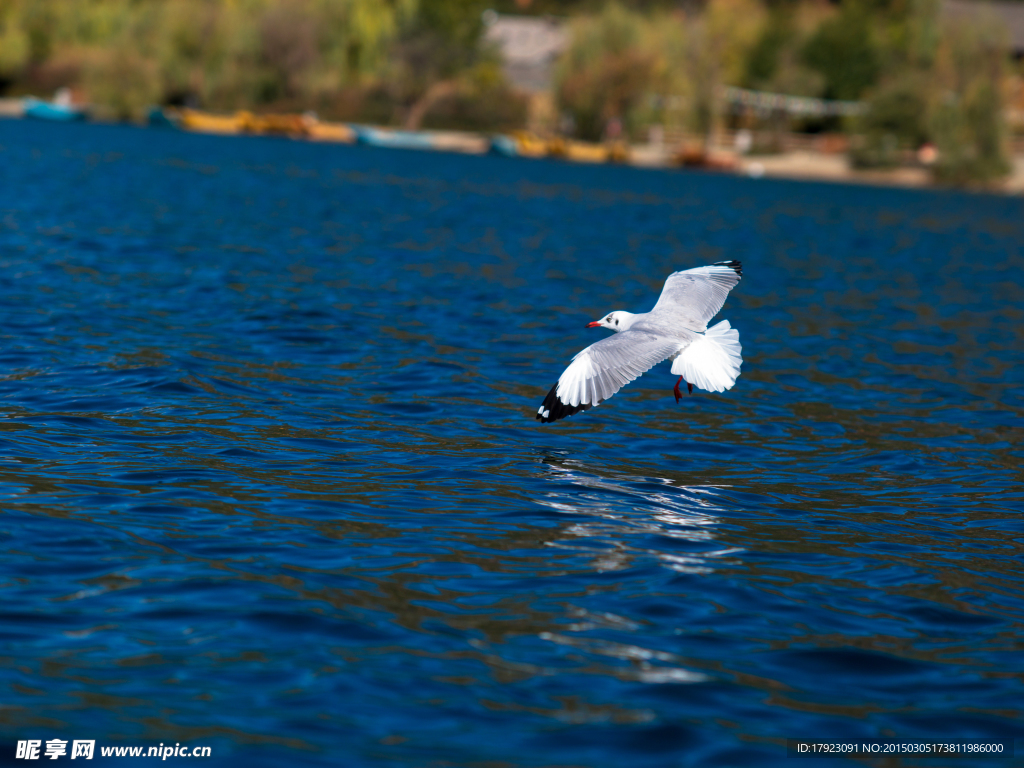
[0,119,1021,766]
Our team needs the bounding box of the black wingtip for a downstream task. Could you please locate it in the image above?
[535,382,594,424]
[712,260,742,276]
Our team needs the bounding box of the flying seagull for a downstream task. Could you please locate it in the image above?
[536,261,743,423]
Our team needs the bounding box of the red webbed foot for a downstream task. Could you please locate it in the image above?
[673,376,693,402]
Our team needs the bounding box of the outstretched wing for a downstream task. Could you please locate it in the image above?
[536,331,683,423]
[648,261,742,332]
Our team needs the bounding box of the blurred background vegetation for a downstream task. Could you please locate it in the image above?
[0,0,527,130]
[0,0,1021,182]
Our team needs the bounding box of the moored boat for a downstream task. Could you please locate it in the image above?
[244,113,308,137]
[353,126,486,153]
[24,96,86,122]
[514,131,549,158]
[606,141,631,163]
[547,137,610,163]
[490,132,549,158]
[179,109,250,135]
[147,106,180,129]
[305,120,357,143]
[490,134,519,157]
[353,126,436,150]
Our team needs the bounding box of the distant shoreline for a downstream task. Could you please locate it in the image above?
[2,103,1021,196]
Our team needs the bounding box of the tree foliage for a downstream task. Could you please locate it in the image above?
[928,15,1010,183]
[801,3,881,101]
[554,4,660,140]
[850,72,930,167]
[0,0,467,119]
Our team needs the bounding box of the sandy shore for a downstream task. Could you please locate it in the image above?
[602,141,1024,193]
[734,149,1024,194]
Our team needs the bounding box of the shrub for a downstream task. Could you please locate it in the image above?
[0,8,30,81]
[554,4,657,141]
[84,48,162,121]
[421,67,528,132]
[928,16,1010,183]
[850,73,930,168]
[259,2,319,101]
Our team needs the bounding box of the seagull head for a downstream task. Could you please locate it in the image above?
[586,311,636,332]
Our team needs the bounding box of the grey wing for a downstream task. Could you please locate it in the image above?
[649,261,742,332]
[536,330,683,423]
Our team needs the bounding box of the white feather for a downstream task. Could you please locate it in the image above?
[555,333,681,407]
[670,320,742,392]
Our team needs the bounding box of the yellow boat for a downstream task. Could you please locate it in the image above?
[177,108,356,143]
[606,141,631,163]
[179,109,251,135]
[305,120,357,143]
[244,113,308,137]
[512,131,549,158]
[548,137,609,164]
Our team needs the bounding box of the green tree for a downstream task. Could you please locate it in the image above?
[743,9,795,88]
[387,0,496,128]
[802,3,880,100]
[929,15,1010,184]
[554,3,658,140]
[0,5,30,82]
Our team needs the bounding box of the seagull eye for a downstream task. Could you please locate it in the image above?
[615,319,619,325]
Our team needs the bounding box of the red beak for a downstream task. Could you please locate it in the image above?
[585,321,601,328]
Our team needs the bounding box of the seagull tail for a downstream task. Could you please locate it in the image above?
[670,320,742,393]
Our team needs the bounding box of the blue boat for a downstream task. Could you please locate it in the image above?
[24,96,86,122]
[489,134,519,157]
[353,126,436,151]
[147,106,180,129]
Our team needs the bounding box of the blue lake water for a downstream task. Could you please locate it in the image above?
[0,119,1022,767]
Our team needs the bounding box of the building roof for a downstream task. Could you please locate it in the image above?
[942,0,1024,55]
[482,14,569,93]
